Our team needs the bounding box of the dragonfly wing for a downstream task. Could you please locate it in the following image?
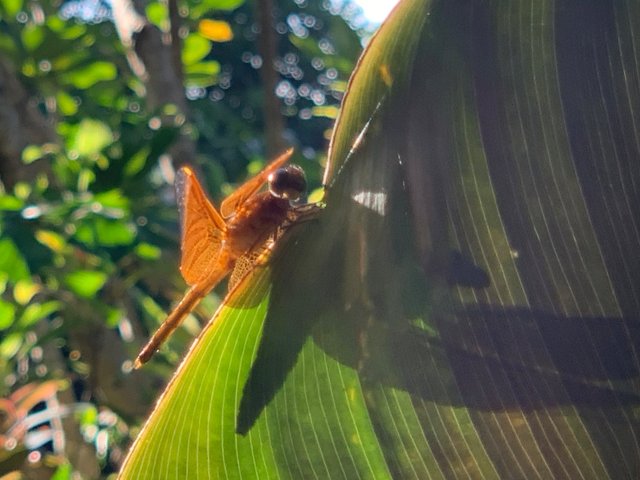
[227,240,275,293]
[175,167,226,285]
[228,255,254,293]
[220,148,293,218]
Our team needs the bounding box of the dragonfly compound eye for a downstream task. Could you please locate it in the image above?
[268,165,307,200]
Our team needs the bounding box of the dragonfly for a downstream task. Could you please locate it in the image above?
[134,148,315,368]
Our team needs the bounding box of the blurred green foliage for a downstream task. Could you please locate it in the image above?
[0,0,365,476]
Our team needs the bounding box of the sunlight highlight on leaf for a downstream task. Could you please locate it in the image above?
[35,230,67,253]
[13,280,40,305]
[198,19,233,42]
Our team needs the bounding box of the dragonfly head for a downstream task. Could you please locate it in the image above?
[268,164,306,201]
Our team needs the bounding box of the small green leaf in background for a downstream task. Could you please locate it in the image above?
[50,462,72,480]
[47,14,86,39]
[22,145,44,164]
[21,143,59,164]
[189,0,244,17]
[311,105,339,119]
[13,279,40,305]
[75,217,135,247]
[135,243,161,260]
[123,146,150,177]
[70,119,114,157]
[0,195,24,210]
[94,218,135,246]
[64,270,107,298]
[94,189,130,210]
[13,182,30,200]
[181,33,212,65]
[184,60,220,88]
[0,273,7,295]
[0,299,16,330]
[105,307,123,328]
[201,0,244,11]
[35,230,67,253]
[63,61,117,89]
[0,332,22,359]
[1,0,23,17]
[56,90,79,116]
[145,2,168,31]
[18,301,61,329]
[78,404,98,426]
[0,238,30,283]
[20,24,44,51]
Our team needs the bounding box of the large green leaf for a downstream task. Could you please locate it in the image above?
[119,0,640,477]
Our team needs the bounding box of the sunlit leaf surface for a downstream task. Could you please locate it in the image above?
[120,0,640,477]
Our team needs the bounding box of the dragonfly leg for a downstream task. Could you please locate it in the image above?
[284,201,324,226]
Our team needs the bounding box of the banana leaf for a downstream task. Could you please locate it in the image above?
[119,0,640,478]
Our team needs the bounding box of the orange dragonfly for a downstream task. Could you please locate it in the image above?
[135,148,313,368]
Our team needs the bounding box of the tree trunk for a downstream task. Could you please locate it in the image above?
[0,55,56,190]
[111,0,196,168]
[256,0,285,157]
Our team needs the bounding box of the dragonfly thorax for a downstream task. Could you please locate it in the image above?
[224,192,290,257]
